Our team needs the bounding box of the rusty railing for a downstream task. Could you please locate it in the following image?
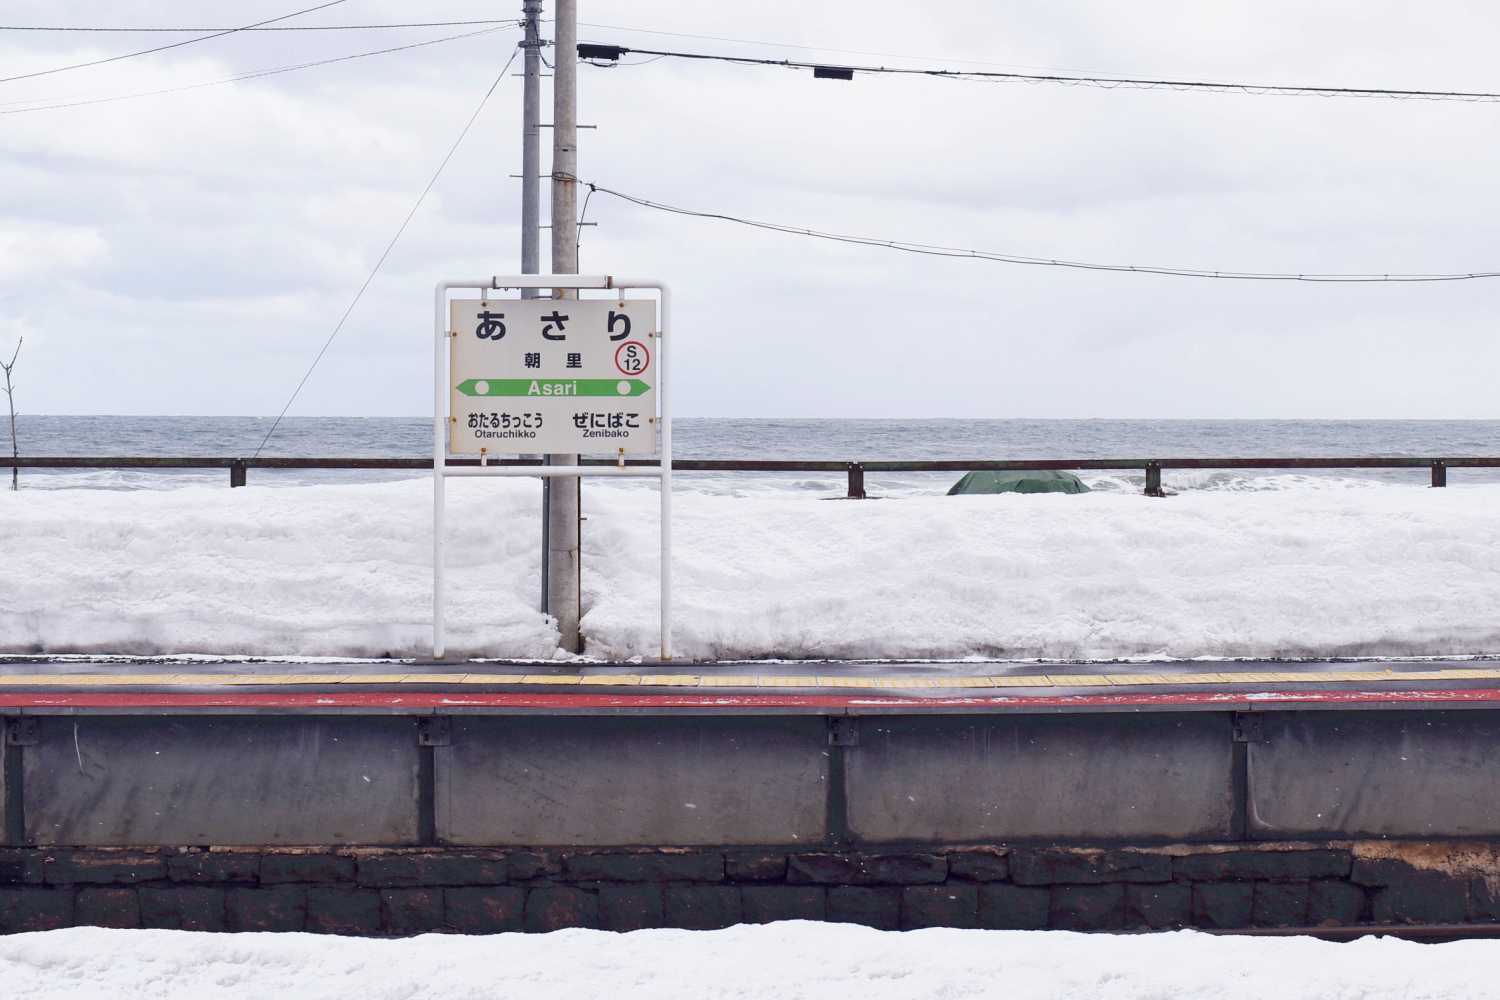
[1,455,1489,495]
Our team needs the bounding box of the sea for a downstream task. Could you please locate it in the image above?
[6,416,1500,496]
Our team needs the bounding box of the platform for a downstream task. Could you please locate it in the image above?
[3,656,1500,935]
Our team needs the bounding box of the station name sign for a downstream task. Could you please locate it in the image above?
[449,298,657,455]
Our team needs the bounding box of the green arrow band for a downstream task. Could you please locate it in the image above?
[456,378,651,397]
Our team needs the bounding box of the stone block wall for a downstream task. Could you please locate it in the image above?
[0,841,1496,935]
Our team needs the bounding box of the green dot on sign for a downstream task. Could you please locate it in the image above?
[617,380,630,394]
[475,380,489,394]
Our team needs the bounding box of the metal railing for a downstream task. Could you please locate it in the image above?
[3,455,1491,494]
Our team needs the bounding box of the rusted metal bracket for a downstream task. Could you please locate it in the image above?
[1232,713,1265,744]
[4,718,38,746]
[1432,460,1447,488]
[828,716,859,746]
[417,717,452,747]
[230,459,247,488]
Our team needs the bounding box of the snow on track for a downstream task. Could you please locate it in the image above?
[2,478,1498,661]
[0,924,1496,1000]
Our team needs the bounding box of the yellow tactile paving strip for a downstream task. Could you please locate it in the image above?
[0,667,1496,690]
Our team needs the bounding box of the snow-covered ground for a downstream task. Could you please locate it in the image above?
[3,477,1499,661]
[1,924,1496,999]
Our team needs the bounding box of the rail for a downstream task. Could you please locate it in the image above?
[2,455,1490,494]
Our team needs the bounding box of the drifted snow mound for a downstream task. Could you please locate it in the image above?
[3,478,1500,660]
[1,924,1499,999]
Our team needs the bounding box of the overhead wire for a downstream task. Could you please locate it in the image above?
[582,44,1500,102]
[0,25,516,115]
[0,20,521,32]
[0,0,353,86]
[585,184,1500,282]
[578,21,1124,76]
[252,45,521,457]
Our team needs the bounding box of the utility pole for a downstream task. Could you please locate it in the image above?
[547,0,582,651]
[520,0,548,613]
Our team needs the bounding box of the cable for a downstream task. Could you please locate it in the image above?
[0,26,514,115]
[577,184,597,248]
[581,44,1500,102]
[253,46,520,458]
[586,183,1500,282]
[0,20,520,32]
[0,0,349,86]
[580,21,1121,77]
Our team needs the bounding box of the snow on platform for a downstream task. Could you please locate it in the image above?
[3,477,1499,661]
[1,923,1497,999]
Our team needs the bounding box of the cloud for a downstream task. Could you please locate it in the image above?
[0,0,1497,417]
[0,222,106,277]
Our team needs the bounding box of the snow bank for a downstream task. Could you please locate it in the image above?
[3,477,1499,660]
[2,924,1498,1000]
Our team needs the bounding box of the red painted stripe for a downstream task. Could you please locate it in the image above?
[0,688,1494,709]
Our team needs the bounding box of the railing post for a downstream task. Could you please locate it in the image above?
[847,462,865,499]
[1432,460,1446,488]
[230,459,246,488]
[1144,461,1163,497]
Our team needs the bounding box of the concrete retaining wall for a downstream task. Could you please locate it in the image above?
[3,707,1500,933]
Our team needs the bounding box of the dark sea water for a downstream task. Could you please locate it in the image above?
[6,416,1500,494]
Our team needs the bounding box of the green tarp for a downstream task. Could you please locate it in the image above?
[946,469,1091,495]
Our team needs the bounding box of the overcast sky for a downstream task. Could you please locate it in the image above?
[3,0,1500,418]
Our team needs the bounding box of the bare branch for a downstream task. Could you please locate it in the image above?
[3,337,19,490]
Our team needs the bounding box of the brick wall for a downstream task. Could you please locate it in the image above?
[0,842,1494,934]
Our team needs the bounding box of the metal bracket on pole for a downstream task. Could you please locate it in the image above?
[433,277,673,663]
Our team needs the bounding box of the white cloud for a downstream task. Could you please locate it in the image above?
[0,222,106,277]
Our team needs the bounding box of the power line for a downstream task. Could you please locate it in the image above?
[0,26,515,115]
[0,20,520,32]
[253,47,521,458]
[579,21,1118,77]
[586,183,1500,282]
[579,44,1500,102]
[0,0,350,86]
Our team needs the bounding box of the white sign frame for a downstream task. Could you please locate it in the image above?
[432,275,672,662]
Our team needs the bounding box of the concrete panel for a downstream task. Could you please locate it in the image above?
[26,717,419,846]
[1248,711,1500,837]
[846,714,1234,842]
[438,717,828,845]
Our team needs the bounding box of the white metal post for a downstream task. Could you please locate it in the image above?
[433,284,451,658]
[657,283,673,660]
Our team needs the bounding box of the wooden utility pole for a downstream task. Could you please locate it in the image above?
[547,0,582,651]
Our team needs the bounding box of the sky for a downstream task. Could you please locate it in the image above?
[2,0,1500,419]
